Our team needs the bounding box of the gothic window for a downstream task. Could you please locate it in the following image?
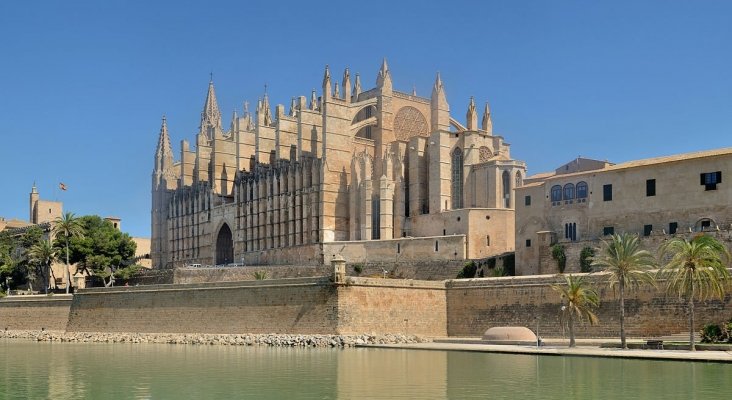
[515,171,523,188]
[576,181,588,199]
[502,170,511,208]
[451,148,464,209]
[563,183,575,200]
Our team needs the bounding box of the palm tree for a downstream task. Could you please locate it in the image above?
[27,240,56,294]
[658,234,731,351]
[52,212,84,294]
[551,274,600,347]
[592,233,656,349]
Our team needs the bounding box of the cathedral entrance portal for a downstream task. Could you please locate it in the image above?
[215,223,234,265]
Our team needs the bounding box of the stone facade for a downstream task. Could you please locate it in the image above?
[514,148,732,275]
[152,60,526,269]
[0,295,73,330]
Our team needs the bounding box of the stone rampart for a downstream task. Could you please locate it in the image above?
[446,273,732,338]
[67,278,339,334]
[337,278,446,336]
[0,295,73,331]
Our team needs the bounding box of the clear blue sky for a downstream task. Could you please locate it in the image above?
[1,0,730,238]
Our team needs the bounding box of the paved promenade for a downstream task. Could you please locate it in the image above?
[358,340,732,363]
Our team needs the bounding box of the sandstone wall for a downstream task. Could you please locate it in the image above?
[66,278,339,334]
[337,278,446,336]
[0,295,72,331]
[65,277,445,336]
[446,273,732,338]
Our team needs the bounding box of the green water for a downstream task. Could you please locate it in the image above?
[1,340,730,399]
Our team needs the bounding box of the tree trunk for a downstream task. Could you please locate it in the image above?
[620,280,626,349]
[65,241,71,294]
[568,312,576,348]
[44,263,49,294]
[689,297,695,351]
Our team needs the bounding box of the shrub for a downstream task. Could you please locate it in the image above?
[490,266,507,277]
[580,247,595,273]
[456,261,477,279]
[701,323,723,343]
[353,264,363,274]
[253,271,268,280]
[551,244,567,273]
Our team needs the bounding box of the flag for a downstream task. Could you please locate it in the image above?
[59,182,67,191]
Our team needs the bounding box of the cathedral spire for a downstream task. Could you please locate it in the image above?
[481,102,492,134]
[310,89,318,110]
[430,72,450,132]
[154,115,174,174]
[342,68,351,103]
[322,65,332,101]
[201,79,222,130]
[230,108,238,133]
[466,96,478,130]
[289,97,297,116]
[261,89,273,126]
[353,73,362,100]
[376,58,392,90]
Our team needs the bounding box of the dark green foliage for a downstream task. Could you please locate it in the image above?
[55,216,137,282]
[456,261,477,279]
[701,323,724,343]
[700,319,732,343]
[353,264,363,274]
[551,244,567,273]
[580,247,595,273]
[502,254,515,276]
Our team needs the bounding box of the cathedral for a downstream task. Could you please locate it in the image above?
[151,60,526,269]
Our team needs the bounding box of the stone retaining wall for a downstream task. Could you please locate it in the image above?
[446,273,732,338]
[0,295,73,331]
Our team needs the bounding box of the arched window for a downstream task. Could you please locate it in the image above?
[576,181,588,199]
[563,183,575,200]
[451,148,464,209]
[502,170,511,208]
[515,171,523,188]
[551,185,562,202]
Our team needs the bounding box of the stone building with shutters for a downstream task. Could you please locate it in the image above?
[514,148,732,275]
[151,60,526,269]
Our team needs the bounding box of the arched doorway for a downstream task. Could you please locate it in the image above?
[215,223,234,265]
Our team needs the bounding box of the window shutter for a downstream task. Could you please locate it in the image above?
[716,171,722,183]
[700,173,705,185]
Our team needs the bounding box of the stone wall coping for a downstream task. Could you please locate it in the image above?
[345,277,446,290]
[77,277,331,295]
[0,294,73,304]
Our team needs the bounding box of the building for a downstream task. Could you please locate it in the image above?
[151,60,526,269]
[514,148,732,275]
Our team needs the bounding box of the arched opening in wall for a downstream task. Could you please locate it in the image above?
[695,218,716,232]
[451,148,464,209]
[515,171,522,188]
[215,223,234,265]
[502,171,511,208]
[353,105,378,139]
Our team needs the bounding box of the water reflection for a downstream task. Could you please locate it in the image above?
[1,340,730,399]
